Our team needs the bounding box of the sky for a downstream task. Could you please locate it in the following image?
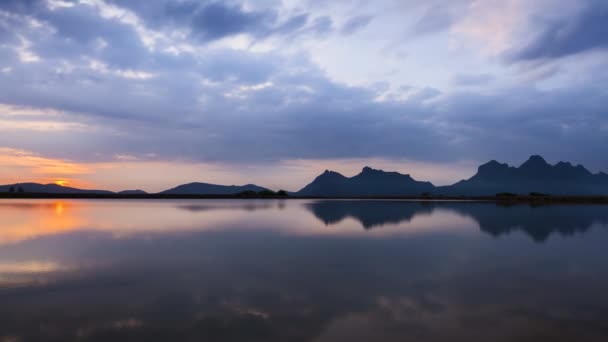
[0,0,607,192]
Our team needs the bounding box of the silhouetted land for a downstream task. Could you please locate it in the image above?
[0,192,607,203]
[2,155,608,198]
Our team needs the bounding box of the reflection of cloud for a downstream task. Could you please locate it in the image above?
[75,318,144,339]
[1,200,607,340]
[0,261,64,273]
[0,260,70,286]
[2,199,607,248]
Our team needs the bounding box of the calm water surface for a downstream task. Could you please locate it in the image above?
[1,199,608,341]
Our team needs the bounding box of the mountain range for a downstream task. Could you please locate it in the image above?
[437,155,608,196]
[296,166,434,196]
[2,155,607,196]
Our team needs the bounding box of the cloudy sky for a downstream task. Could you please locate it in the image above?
[0,0,607,191]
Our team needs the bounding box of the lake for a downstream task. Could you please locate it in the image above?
[1,199,608,341]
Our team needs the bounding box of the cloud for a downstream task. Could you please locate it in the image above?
[0,147,92,188]
[509,0,608,61]
[189,2,275,41]
[0,2,150,69]
[106,0,327,43]
[410,4,455,36]
[450,73,495,86]
[340,15,373,35]
[309,16,333,36]
[0,0,607,183]
[274,13,309,34]
[0,0,42,12]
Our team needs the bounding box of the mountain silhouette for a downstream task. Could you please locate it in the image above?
[440,155,608,195]
[160,182,269,195]
[296,167,435,196]
[304,200,608,242]
[2,155,608,196]
[118,189,148,195]
[0,183,113,194]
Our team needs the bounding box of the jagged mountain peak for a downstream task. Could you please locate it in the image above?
[444,155,608,196]
[358,166,411,178]
[555,161,573,168]
[479,159,509,169]
[318,170,346,178]
[520,155,550,168]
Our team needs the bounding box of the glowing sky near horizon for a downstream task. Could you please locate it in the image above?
[0,0,607,191]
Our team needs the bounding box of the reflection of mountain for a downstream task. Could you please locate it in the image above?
[305,201,434,229]
[450,203,608,242]
[177,202,278,212]
[305,200,608,241]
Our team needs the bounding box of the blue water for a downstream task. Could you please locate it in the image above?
[1,199,607,341]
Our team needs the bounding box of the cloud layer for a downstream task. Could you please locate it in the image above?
[0,0,607,189]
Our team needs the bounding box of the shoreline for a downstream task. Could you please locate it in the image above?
[0,193,607,204]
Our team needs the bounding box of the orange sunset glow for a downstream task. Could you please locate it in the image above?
[54,180,69,187]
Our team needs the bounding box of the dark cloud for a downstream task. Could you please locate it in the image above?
[35,5,148,68]
[0,0,42,12]
[189,3,276,41]
[510,0,608,61]
[0,0,607,171]
[340,15,373,35]
[108,0,322,42]
[0,24,18,45]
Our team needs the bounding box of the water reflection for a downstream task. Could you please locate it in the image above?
[176,201,283,212]
[306,200,608,242]
[305,200,435,229]
[0,200,608,341]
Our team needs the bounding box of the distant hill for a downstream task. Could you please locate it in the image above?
[0,183,114,194]
[118,190,148,195]
[159,182,269,195]
[296,166,435,197]
[439,155,608,196]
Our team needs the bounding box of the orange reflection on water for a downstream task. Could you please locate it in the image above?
[0,199,479,247]
[55,201,65,215]
[0,200,85,245]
